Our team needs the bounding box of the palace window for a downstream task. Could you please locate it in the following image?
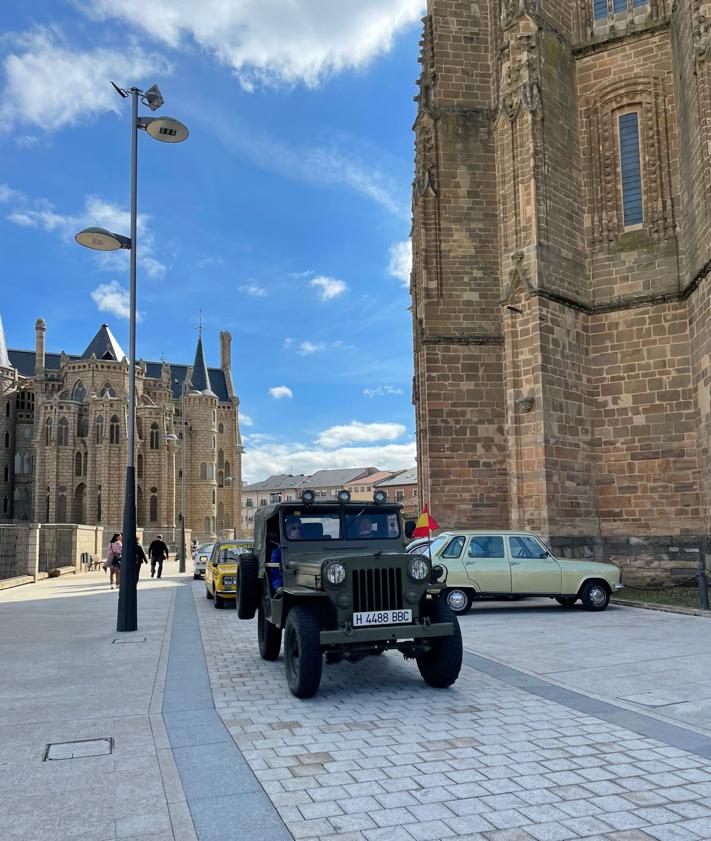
[101,383,116,398]
[224,460,231,480]
[3,465,7,481]
[72,381,86,402]
[619,112,643,227]
[149,422,159,450]
[200,463,207,480]
[207,464,215,481]
[137,453,143,479]
[218,449,224,469]
[204,517,210,532]
[96,415,104,444]
[5,403,9,417]
[78,417,89,438]
[56,493,67,522]
[218,422,224,434]
[58,417,69,446]
[218,471,224,488]
[150,488,158,522]
[109,415,120,445]
[75,452,82,477]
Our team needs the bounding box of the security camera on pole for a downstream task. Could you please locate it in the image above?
[75,83,189,632]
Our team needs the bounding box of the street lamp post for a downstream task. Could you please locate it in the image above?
[178,378,189,573]
[75,83,188,632]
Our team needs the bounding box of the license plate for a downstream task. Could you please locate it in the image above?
[352,609,412,627]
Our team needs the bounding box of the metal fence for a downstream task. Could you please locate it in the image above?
[38,527,74,573]
[0,526,30,581]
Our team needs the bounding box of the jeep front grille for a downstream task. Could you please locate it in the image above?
[352,568,403,613]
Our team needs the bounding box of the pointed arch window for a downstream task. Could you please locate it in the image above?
[218,471,224,488]
[224,460,231,481]
[207,464,215,481]
[150,487,158,522]
[14,452,21,473]
[618,112,643,227]
[109,415,120,445]
[217,501,224,530]
[78,417,89,438]
[218,449,224,468]
[72,381,86,402]
[75,452,83,477]
[101,383,116,398]
[137,453,143,479]
[56,493,67,522]
[96,415,104,444]
[200,463,207,480]
[218,422,224,434]
[3,465,8,482]
[58,417,69,446]
[149,422,159,450]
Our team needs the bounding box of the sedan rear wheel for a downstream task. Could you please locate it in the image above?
[580,581,610,611]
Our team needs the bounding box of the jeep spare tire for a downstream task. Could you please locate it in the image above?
[416,598,463,688]
[237,553,259,619]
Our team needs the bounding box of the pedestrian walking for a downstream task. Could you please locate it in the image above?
[148,534,170,579]
[104,533,122,589]
[136,542,148,581]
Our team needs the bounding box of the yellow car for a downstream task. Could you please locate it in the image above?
[422,530,622,614]
[205,540,254,609]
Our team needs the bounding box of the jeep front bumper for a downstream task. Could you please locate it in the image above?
[319,620,454,646]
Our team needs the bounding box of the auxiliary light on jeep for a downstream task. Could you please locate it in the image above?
[301,489,316,505]
[337,489,351,504]
[373,489,387,504]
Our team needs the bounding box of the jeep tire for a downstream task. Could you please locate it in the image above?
[258,595,282,661]
[284,607,323,698]
[237,553,259,620]
[416,598,463,689]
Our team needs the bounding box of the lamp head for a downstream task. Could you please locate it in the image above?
[74,227,131,252]
[139,116,189,143]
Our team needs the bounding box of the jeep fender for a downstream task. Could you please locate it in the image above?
[270,587,330,629]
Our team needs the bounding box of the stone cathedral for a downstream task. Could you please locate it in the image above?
[0,315,243,542]
[411,0,711,579]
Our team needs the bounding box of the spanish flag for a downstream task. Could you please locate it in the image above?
[412,505,440,538]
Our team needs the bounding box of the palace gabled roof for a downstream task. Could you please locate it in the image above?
[81,324,126,361]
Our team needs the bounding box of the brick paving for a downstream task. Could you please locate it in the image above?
[194,584,711,841]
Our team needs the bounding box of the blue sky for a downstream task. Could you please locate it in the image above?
[0,0,423,482]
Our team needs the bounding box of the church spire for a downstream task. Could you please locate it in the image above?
[0,311,11,369]
[190,335,216,396]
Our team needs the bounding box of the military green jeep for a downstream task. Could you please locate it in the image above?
[236,490,463,698]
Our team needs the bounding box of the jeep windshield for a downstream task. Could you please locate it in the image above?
[281,508,402,541]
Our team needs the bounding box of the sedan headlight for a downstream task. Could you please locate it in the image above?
[408,557,429,582]
[222,576,236,586]
[324,561,346,586]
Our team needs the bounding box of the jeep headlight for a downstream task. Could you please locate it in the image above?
[408,557,429,582]
[324,561,346,585]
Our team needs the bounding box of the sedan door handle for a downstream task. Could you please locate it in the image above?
[510,561,520,566]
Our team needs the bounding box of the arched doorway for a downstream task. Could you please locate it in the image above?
[72,483,86,523]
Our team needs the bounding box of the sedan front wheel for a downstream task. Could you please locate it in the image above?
[580,582,610,611]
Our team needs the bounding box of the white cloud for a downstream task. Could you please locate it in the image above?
[297,341,326,355]
[316,420,406,449]
[0,27,172,133]
[388,239,412,288]
[242,441,416,484]
[4,188,167,278]
[310,275,347,301]
[364,385,405,398]
[239,284,268,297]
[80,0,423,91]
[269,386,293,400]
[90,280,139,320]
[240,413,254,427]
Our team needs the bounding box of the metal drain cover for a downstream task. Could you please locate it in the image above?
[45,738,113,760]
[112,637,147,644]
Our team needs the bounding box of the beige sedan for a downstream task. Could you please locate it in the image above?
[421,530,622,614]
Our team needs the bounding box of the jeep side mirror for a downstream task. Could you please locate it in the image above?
[405,520,416,538]
[431,564,445,582]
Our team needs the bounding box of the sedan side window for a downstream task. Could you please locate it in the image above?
[442,536,465,559]
[468,536,505,559]
[509,535,547,559]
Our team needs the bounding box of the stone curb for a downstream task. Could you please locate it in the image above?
[612,597,711,618]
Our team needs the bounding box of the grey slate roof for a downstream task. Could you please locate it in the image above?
[374,467,417,487]
[304,468,377,488]
[81,324,126,361]
[189,336,216,396]
[8,351,230,403]
[242,474,308,493]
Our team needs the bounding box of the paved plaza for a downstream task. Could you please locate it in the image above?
[2,571,711,840]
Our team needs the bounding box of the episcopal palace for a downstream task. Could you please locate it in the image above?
[0,315,243,542]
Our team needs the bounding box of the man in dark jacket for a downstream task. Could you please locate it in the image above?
[148,535,170,579]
